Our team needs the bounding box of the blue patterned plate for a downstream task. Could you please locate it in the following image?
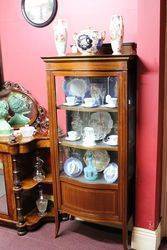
[63,77,90,101]
[63,157,83,177]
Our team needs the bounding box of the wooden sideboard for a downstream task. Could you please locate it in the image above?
[0,82,54,235]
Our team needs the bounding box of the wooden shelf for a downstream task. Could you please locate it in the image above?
[59,138,118,151]
[25,201,54,228]
[22,173,52,190]
[60,172,118,189]
[58,104,118,113]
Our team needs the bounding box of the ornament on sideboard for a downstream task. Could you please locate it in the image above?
[109,15,124,55]
[73,27,106,55]
[53,19,68,56]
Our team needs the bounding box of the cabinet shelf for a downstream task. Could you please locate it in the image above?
[58,104,118,113]
[59,138,118,151]
[25,201,54,228]
[60,172,118,189]
[22,173,52,190]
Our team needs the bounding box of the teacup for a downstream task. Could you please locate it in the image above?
[84,97,96,107]
[105,95,118,107]
[67,130,78,140]
[19,125,36,137]
[66,96,77,105]
[104,135,118,146]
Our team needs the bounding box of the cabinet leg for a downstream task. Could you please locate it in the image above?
[55,217,60,238]
[122,225,128,250]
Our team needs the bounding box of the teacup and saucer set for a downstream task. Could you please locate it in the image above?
[81,97,99,108]
[63,96,80,106]
[103,134,118,146]
[103,95,118,108]
[65,130,81,141]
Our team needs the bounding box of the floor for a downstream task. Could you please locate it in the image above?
[0,221,166,250]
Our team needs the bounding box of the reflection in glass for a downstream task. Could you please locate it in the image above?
[0,160,8,214]
[25,0,54,24]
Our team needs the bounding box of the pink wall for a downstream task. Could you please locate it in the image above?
[0,0,165,231]
[0,0,137,107]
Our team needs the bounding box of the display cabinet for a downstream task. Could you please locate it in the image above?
[0,82,54,235]
[43,43,137,250]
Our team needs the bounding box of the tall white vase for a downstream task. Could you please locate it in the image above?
[109,15,124,55]
[53,19,67,56]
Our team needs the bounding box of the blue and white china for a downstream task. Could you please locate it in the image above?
[84,152,98,181]
[63,77,90,102]
[103,162,118,183]
[84,150,110,172]
[63,157,83,177]
[73,27,106,55]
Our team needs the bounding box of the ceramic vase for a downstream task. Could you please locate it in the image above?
[53,19,67,56]
[109,15,124,55]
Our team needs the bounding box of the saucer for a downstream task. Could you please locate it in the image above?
[103,139,118,146]
[63,102,80,106]
[65,136,81,141]
[81,103,99,108]
[102,104,117,108]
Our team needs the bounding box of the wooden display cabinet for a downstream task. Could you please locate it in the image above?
[43,43,137,250]
[0,82,54,235]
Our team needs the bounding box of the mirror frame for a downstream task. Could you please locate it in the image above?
[21,0,58,28]
[0,81,49,135]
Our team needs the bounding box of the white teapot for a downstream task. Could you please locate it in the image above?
[73,27,106,55]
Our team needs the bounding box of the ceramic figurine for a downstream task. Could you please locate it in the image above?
[53,19,67,56]
[84,152,98,181]
[8,93,30,126]
[0,100,12,135]
[109,15,124,55]
[73,27,106,55]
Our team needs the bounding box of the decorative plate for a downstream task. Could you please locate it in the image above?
[88,112,113,140]
[63,77,90,101]
[63,157,83,177]
[84,150,110,172]
[103,162,118,183]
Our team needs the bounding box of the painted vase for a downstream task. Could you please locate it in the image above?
[109,15,124,55]
[53,19,67,56]
[73,27,106,55]
[84,152,98,181]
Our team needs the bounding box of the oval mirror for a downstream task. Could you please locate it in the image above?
[21,0,58,27]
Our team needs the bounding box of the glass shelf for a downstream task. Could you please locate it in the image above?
[59,138,118,151]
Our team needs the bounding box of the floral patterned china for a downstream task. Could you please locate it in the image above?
[103,162,118,183]
[84,150,110,172]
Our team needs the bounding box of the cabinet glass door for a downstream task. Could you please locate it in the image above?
[0,160,8,214]
[55,76,119,186]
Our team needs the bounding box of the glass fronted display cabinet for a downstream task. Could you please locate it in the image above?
[43,45,137,250]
